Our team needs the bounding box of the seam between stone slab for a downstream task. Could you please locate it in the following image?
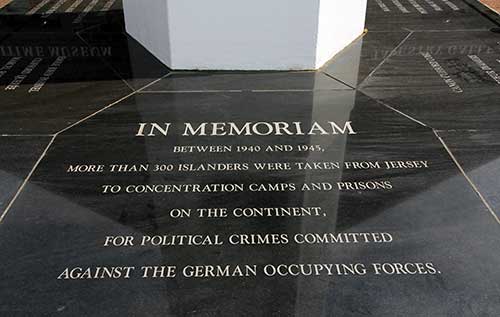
[434,129,500,225]
[374,99,431,128]
[0,135,56,224]
[0,74,172,223]
[56,73,171,135]
[400,28,493,32]
[75,32,136,92]
[140,71,353,93]
[321,72,357,90]
[358,31,414,89]
[140,88,355,93]
[76,23,104,35]
[0,134,55,137]
[358,91,433,129]
[138,90,245,93]
[76,31,172,93]
[373,28,493,32]
[251,88,353,92]
[56,90,137,135]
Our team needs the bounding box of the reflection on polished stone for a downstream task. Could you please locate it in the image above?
[365,0,496,30]
[361,30,500,130]
[61,91,426,136]
[0,0,500,316]
[79,31,170,89]
[0,136,50,212]
[1,88,500,315]
[439,130,500,219]
[322,31,411,87]
[144,71,349,92]
[0,0,123,33]
[0,32,131,134]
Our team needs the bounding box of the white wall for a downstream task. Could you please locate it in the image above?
[315,0,367,68]
[166,0,320,70]
[123,0,367,70]
[123,0,172,66]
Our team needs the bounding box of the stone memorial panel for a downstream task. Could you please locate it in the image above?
[1,89,499,315]
[0,0,500,316]
[360,30,500,130]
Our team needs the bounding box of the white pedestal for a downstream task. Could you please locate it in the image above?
[123,0,367,70]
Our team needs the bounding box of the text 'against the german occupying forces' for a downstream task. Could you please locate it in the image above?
[57,119,440,281]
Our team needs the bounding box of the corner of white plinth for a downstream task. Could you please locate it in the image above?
[314,0,368,69]
[123,0,368,71]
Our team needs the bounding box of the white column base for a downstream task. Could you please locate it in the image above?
[123,0,367,71]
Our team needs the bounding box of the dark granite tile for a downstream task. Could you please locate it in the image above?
[0,136,51,213]
[365,0,496,31]
[0,0,124,18]
[0,2,31,33]
[0,0,124,33]
[438,130,500,219]
[361,30,500,130]
[79,32,170,89]
[2,90,499,315]
[322,31,411,87]
[1,121,499,315]
[143,71,350,92]
[0,32,132,134]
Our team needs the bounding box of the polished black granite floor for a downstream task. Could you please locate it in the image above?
[143,71,349,92]
[360,30,500,130]
[366,0,497,30]
[323,31,412,88]
[437,130,500,219]
[0,0,123,33]
[0,136,51,213]
[79,31,170,90]
[0,32,132,134]
[4,92,500,316]
[0,0,499,316]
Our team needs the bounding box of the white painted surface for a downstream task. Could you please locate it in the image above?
[123,0,367,70]
[315,0,367,68]
[123,0,172,66]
